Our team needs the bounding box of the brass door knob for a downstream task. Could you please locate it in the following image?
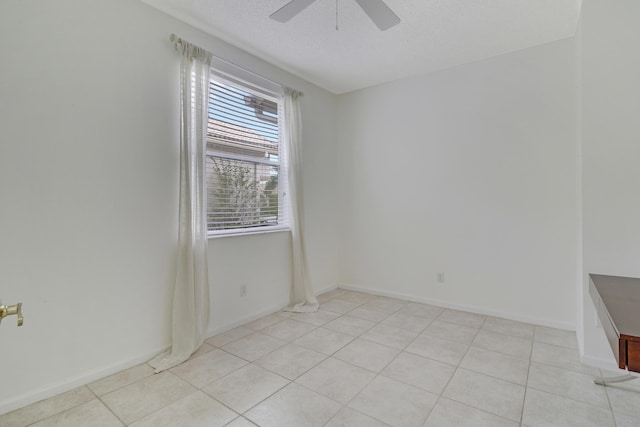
[0,302,23,326]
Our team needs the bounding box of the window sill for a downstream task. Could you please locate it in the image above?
[208,226,291,240]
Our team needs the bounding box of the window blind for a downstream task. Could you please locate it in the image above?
[206,75,289,234]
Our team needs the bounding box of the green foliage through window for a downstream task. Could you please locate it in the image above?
[207,157,279,230]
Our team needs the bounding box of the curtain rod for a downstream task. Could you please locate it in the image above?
[169,33,303,97]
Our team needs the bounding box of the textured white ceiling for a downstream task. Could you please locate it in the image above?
[142,0,582,94]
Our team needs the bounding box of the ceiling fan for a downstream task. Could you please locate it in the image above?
[270,0,401,31]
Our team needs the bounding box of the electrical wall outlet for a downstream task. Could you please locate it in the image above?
[437,272,445,283]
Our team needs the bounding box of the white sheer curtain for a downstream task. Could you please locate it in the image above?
[283,88,319,313]
[150,38,212,372]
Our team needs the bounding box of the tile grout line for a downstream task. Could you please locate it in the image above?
[602,380,619,427]
[18,387,97,427]
[201,297,371,426]
[182,298,631,426]
[524,384,615,412]
[518,337,534,426]
[206,375,283,426]
[286,294,424,425]
[10,290,631,427]
[393,303,478,425]
[86,385,129,427]
[318,296,415,427]
[420,317,484,426]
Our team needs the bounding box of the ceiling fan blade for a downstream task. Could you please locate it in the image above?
[270,0,317,23]
[354,0,400,31]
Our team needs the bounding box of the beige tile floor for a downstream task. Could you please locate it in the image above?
[3,289,640,426]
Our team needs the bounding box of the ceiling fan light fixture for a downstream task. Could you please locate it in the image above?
[270,0,400,31]
[354,0,400,31]
[270,0,317,23]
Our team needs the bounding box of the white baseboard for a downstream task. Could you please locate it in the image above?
[580,354,623,372]
[338,283,577,331]
[206,301,289,337]
[206,283,337,337]
[0,283,339,416]
[315,283,338,295]
[0,345,169,416]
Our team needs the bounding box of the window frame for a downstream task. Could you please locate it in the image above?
[206,66,290,238]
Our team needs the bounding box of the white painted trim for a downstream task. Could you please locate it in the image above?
[139,0,310,96]
[206,302,288,337]
[205,283,338,337]
[0,283,336,416]
[337,283,577,331]
[208,226,290,240]
[0,345,169,415]
[315,283,338,295]
[580,354,623,372]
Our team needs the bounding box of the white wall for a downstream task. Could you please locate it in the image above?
[580,0,640,368]
[0,0,338,413]
[8,0,630,414]
[336,38,579,328]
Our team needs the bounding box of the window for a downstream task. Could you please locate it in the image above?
[206,68,289,236]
